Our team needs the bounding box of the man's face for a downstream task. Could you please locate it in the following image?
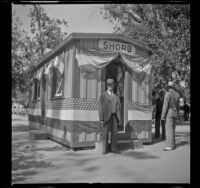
[107,83,114,91]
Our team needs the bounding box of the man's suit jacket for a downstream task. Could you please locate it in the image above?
[99,91,122,124]
[161,88,180,120]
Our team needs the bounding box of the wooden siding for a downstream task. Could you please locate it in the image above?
[128,120,152,143]
[127,71,132,101]
[64,48,74,98]
[80,74,87,98]
[145,83,149,104]
[132,79,137,102]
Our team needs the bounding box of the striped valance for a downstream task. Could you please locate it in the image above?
[75,47,152,84]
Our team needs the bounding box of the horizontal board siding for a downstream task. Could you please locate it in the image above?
[46,117,101,132]
[46,117,102,148]
[46,117,74,131]
[128,110,152,121]
[74,39,98,50]
[48,133,73,148]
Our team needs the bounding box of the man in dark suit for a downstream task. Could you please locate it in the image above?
[183,100,190,121]
[99,78,122,154]
[161,81,180,151]
[155,90,165,140]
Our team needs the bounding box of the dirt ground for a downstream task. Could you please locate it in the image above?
[12,114,190,184]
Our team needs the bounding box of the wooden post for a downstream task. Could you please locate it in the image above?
[124,71,129,129]
[40,74,46,117]
[65,47,74,98]
[72,47,80,98]
[97,68,105,99]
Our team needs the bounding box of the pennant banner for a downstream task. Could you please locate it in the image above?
[120,54,152,84]
[53,53,65,75]
[44,60,53,76]
[35,67,44,80]
[36,52,65,85]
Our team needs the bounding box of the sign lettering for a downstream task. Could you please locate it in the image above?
[98,39,135,56]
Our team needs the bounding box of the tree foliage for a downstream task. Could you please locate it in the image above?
[28,5,68,59]
[12,5,68,104]
[101,4,190,99]
[12,10,29,97]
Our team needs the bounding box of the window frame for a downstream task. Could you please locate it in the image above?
[33,79,41,101]
[51,66,65,99]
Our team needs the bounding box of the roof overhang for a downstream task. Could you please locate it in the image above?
[31,32,154,72]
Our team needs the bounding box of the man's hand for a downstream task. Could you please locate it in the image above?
[118,121,123,126]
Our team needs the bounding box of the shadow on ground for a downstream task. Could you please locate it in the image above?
[122,151,159,159]
[83,166,100,172]
[176,141,189,148]
[175,132,190,148]
[143,132,164,146]
[117,141,159,159]
[12,133,57,183]
[12,171,37,183]
[12,149,54,184]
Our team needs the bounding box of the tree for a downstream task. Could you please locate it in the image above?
[12,10,29,98]
[101,4,190,99]
[12,5,68,104]
[28,5,68,59]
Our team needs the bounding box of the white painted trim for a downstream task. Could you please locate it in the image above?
[46,109,99,121]
[28,108,41,116]
[128,110,152,120]
[29,109,152,121]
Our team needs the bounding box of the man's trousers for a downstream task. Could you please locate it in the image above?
[165,117,177,149]
[155,117,166,139]
[102,113,118,154]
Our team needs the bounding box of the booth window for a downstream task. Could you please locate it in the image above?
[33,79,40,100]
[52,67,64,98]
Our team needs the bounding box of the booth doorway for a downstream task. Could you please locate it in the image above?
[105,58,126,132]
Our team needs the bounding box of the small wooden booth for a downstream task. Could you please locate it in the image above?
[28,33,154,149]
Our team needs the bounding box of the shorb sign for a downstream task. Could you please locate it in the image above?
[98,39,136,56]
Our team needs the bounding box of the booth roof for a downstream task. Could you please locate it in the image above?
[31,32,154,72]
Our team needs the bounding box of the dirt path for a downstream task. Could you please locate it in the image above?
[12,115,190,184]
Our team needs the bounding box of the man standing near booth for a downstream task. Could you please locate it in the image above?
[161,81,180,151]
[99,78,122,154]
[155,90,165,140]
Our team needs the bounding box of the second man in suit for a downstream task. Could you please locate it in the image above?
[161,81,180,151]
